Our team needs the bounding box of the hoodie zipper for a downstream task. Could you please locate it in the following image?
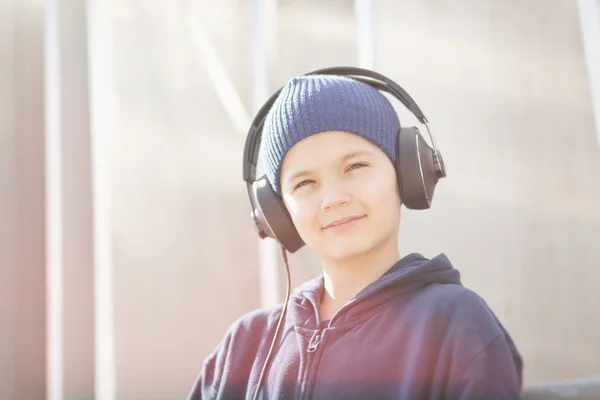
[299,329,325,399]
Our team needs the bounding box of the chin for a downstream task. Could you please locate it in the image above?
[315,235,378,262]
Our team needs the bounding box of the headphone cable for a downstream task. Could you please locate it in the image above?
[252,244,292,400]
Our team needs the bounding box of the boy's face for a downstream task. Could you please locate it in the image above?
[280,131,401,263]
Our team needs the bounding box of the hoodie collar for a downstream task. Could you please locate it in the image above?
[287,253,461,329]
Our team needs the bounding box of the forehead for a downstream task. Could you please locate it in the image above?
[281,131,382,174]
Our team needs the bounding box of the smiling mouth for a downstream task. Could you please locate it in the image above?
[322,215,365,230]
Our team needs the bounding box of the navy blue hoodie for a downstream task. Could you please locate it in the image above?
[188,253,523,399]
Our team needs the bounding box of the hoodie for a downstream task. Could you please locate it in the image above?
[188,253,523,400]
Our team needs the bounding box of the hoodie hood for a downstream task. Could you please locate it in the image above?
[288,253,461,329]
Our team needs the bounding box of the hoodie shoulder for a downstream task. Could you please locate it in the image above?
[228,304,285,336]
[416,283,523,395]
[419,282,504,339]
[186,305,284,400]
[412,280,522,373]
[398,253,504,340]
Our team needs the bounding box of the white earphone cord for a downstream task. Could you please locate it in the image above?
[252,245,292,400]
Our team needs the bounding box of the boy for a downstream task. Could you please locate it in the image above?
[188,72,523,399]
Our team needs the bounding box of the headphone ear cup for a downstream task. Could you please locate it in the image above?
[396,127,442,210]
[251,176,305,253]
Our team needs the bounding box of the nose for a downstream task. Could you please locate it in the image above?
[320,180,351,211]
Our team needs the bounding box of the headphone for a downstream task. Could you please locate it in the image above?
[243,67,447,254]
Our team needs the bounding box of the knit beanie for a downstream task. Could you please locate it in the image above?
[261,74,401,193]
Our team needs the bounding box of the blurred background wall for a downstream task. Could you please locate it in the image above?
[1,1,47,399]
[1,0,600,399]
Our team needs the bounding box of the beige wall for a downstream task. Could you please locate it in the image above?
[0,1,97,398]
[0,1,47,399]
[109,2,259,398]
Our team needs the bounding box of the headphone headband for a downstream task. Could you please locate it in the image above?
[307,67,428,123]
[243,67,431,184]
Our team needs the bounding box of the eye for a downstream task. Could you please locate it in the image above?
[346,162,367,172]
[294,179,314,190]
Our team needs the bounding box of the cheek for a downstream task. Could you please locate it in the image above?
[282,194,319,233]
[282,193,300,216]
[363,174,401,217]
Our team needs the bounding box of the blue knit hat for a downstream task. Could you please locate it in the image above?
[261,75,401,193]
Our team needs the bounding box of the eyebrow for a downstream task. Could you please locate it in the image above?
[284,150,374,183]
[340,150,373,162]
